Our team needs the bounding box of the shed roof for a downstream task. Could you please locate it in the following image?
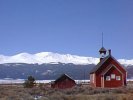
[54,74,75,83]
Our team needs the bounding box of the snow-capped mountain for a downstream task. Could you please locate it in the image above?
[0,52,133,80]
[0,52,133,66]
[0,52,99,65]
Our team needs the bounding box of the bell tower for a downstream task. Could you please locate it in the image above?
[99,47,106,61]
[99,33,106,61]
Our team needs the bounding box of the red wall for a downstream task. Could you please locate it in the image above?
[104,66,123,87]
[51,80,76,89]
[111,58,127,86]
[95,59,111,87]
[94,57,127,88]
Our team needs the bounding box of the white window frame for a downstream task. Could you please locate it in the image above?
[106,76,111,81]
[111,74,115,79]
[116,76,121,80]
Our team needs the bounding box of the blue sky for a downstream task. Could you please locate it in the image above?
[0,0,133,59]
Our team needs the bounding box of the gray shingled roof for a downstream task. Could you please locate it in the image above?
[54,74,75,83]
[90,55,110,74]
[90,55,126,74]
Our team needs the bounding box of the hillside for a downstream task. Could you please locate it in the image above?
[0,63,132,80]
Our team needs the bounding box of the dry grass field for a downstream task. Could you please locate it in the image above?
[0,82,133,100]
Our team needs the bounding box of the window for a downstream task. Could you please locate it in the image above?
[106,76,110,81]
[116,76,121,80]
[111,74,115,79]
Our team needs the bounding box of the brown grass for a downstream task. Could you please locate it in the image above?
[0,82,133,100]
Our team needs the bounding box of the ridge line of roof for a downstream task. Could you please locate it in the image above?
[54,74,75,83]
[90,54,127,74]
[90,55,110,74]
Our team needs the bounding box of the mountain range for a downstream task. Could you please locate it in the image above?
[0,52,133,66]
[0,52,133,80]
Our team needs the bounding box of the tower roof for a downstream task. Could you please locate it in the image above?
[99,47,106,52]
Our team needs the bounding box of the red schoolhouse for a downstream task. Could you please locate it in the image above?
[90,47,127,88]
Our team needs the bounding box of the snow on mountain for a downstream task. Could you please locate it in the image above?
[35,52,99,65]
[0,52,133,66]
[0,52,99,65]
[118,59,133,66]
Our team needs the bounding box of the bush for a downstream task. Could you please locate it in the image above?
[23,76,36,88]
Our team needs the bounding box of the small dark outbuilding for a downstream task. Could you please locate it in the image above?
[51,74,76,89]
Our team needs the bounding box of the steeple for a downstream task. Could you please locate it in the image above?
[99,47,106,61]
[99,33,106,61]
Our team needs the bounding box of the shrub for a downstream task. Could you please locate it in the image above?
[23,76,36,88]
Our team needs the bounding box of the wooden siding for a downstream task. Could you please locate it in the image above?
[90,73,95,87]
[51,79,76,89]
[104,66,123,87]
[90,56,127,88]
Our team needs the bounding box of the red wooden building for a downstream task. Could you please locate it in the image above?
[90,47,127,88]
[51,74,76,89]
